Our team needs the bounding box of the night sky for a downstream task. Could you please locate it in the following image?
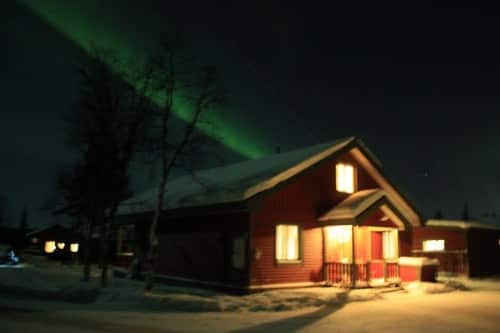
[2,1,500,227]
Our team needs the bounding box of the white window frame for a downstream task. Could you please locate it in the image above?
[336,163,356,194]
[382,229,398,259]
[275,224,301,263]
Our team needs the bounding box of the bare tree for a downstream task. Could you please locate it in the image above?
[143,40,223,292]
[59,47,156,286]
[19,205,28,235]
[462,202,469,221]
[0,194,8,225]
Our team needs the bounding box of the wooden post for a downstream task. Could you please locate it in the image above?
[322,227,329,283]
[351,225,356,287]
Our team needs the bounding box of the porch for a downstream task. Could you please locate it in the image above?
[318,189,411,287]
[324,260,400,287]
[322,225,401,287]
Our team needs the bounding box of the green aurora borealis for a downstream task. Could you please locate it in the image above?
[17,0,269,159]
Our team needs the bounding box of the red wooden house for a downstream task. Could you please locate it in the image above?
[115,137,423,290]
[412,219,500,277]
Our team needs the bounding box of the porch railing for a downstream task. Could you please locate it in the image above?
[411,250,468,275]
[325,262,353,286]
[325,262,370,286]
[385,261,400,281]
[325,261,400,286]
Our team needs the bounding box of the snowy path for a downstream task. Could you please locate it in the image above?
[2,290,500,332]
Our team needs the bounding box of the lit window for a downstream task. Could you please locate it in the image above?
[44,241,56,254]
[336,163,355,193]
[70,243,79,253]
[422,239,445,252]
[325,225,352,263]
[276,224,300,261]
[57,242,65,250]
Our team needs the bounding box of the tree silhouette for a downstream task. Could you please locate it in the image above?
[461,202,469,221]
[19,205,28,235]
[433,210,443,219]
[143,37,223,293]
[0,194,7,225]
[57,47,155,286]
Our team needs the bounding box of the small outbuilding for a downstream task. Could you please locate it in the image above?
[412,219,500,277]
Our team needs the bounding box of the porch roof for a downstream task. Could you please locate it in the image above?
[318,189,408,230]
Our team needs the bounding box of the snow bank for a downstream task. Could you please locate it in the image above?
[401,278,474,294]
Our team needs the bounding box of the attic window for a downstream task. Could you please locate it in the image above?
[422,239,445,252]
[336,163,355,193]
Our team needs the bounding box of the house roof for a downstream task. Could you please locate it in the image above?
[318,189,409,230]
[116,136,421,226]
[318,189,384,221]
[26,224,80,241]
[426,219,500,230]
[117,137,356,215]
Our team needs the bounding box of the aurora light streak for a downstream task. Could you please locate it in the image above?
[16,0,269,159]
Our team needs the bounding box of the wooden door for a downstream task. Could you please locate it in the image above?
[371,231,383,260]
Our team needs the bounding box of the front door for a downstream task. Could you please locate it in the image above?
[370,229,399,283]
[370,231,385,280]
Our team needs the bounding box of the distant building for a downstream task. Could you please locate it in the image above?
[26,224,81,260]
[412,219,500,277]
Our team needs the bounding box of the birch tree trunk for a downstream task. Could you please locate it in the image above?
[144,173,167,292]
[82,219,92,282]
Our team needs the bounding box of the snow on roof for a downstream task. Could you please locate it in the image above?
[426,219,500,230]
[117,137,356,215]
[318,189,385,221]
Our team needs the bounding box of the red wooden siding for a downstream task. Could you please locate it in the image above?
[398,229,412,256]
[412,226,468,276]
[153,211,250,287]
[360,208,401,229]
[412,227,467,251]
[400,265,419,282]
[412,226,500,277]
[250,152,381,286]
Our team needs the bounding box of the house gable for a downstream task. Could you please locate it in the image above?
[247,139,421,228]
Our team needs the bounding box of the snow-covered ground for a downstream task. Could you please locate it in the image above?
[0,259,382,312]
[1,260,500,332]
[0,259,489,313]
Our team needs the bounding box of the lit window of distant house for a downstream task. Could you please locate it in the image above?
[276,224,300,262]
[336,163,355,193]
[422,239,445,252]
[70,243,79,253]
[44,241,56,254]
